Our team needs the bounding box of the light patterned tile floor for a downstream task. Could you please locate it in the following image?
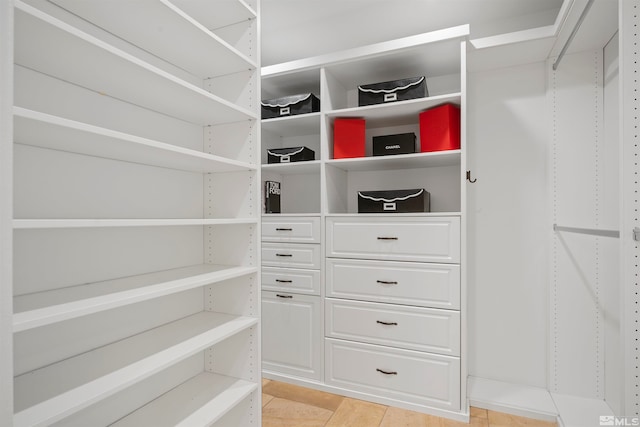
[262,379,558,427]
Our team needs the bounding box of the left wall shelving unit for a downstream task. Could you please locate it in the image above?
[4,0,261,425]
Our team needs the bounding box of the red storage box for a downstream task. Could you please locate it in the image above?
[333,118,366,159]
[419,103,460,152]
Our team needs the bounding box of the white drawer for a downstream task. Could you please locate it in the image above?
[326,216,460,263]
[326,299,460,356]
[326,258,460,309]
[262,266,321,295]
[325,338,460,411]
[262,243,321,269]
[262,217,320,243]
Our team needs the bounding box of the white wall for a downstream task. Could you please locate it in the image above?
[467,61,549,388]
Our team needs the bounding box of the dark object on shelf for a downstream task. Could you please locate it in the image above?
[358,76,428,107]
[372,133,416,156]
[265,181,281,214]
[261,93,320,119]
[357,189,430,213]
[419,103,460,152]
[267,146,315,164]
[333,118,366,159]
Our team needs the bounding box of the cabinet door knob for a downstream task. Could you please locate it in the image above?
[275,228,293,231]
[276,294,293,299]
[275,279,293,283]
[376,368,398,375]
[275,253,293,257]
[376,320,398,326]
[377,236,398,240]
[376,280,398,285]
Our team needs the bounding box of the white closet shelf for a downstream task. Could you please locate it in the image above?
[14,1,256,126]
[111,373,257,427]
[13,264,257,333]
[262,160,322,175]
[262,112,321,137]
[170,0,256,31]
[13,311,258,427]
[327,150,461,172]
[14,108,256,173]
[49,0,256,79]
[326,93,462,128]
[325,212,462,218]
[13,218,258,230]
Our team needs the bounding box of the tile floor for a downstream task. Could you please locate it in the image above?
[262,379,557,427]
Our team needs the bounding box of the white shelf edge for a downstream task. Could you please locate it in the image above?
[325,93,462,118]
[262,160,322,174]
[326,150,461,172]
[469,25,556,50]
[324,212,462,218]
[261,112,321,125]
[262,213,322,217]
[234,0,257,19]
[14,107,256,173]
[262,25,470,77]
[160,0,257,71]
[13,265,257,333]
[15,0,257,124]
[13,313,259,427]
[111,373,257,427]
[13,218,258,230]
[175,378,257,427]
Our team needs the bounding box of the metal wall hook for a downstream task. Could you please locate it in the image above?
[466,170,477,183]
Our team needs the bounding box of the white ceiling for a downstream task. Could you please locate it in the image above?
[260,0,565,67]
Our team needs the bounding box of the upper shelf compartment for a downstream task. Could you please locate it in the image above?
[13,1,256,126]
[49,0,257,79]
[263,25,468,111]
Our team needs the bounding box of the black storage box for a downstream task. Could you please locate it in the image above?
[358,76,428,107]
[372,133,416,156]
[357,189,430,213]
[261,93,320,119]
[267,146,315,164]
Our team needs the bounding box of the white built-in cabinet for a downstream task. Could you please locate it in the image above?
[260,25,468,421]
[6,0,261,425]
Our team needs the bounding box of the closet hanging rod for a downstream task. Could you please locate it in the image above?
[552,0,595,71]
[553,224,619,238]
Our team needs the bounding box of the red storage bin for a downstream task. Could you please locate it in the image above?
[419,103,460,152]
[333,118,366,159]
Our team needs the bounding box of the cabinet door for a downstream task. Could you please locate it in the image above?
[261,291,322,380]
[326,216,460,263]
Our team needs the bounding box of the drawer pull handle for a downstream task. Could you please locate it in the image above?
[376,368,398,375]
[276,228,293,231]
[376,280,398,285]
[275,253,293,257]
[376,320,398,326]
[276,294,293,299]
[275,279,293,283]
[377,237,398,241]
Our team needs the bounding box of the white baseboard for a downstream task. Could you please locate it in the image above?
[468,376,559,422]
